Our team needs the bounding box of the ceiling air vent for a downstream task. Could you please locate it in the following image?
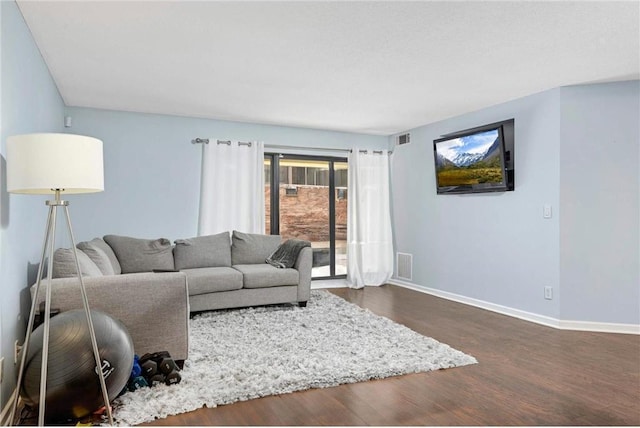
[396,133,411,145]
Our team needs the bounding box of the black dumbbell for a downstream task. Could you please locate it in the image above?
[158,356,177,375]
[148,373,166,386]
[164,370,182,385]
[139,351,182,387]
[141,359,157,376]
[139,354,158,376]
[154,351,181,385]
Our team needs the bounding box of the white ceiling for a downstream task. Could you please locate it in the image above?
[17,1,640,136]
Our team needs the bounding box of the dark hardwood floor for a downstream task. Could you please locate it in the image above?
[144,285,640,426]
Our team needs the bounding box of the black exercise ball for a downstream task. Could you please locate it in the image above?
[20,309,134,422]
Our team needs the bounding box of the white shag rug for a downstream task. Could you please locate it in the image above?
[111,290,477,425]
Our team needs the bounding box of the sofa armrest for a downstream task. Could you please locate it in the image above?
[294,247,312,302]
[30,272,189,361]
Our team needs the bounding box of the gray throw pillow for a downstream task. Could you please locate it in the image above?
[174,232,231,270]
[103,235,175,274]
[231,230,281,265]
[52,248,103,279]
[77,238,120,275]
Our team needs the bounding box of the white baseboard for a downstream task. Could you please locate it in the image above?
[311,279,349,289]
[556,319,640,335]
[388,279,640,335]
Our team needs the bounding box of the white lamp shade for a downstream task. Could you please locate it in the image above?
[7,133,104,194]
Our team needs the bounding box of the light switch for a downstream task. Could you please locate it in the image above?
[543,204,552,219]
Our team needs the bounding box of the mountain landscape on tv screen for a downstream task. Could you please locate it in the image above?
[435,131,504,187]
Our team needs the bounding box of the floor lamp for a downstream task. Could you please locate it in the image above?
[6,133,113,426]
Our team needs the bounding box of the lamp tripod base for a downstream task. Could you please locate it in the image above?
[9,191,114,426]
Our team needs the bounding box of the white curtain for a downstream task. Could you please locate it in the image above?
[198,140,265,235]
[347,149,394,288]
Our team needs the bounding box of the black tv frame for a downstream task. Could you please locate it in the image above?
[434,119,515,194]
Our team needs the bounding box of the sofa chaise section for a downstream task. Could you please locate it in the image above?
[30,272,189,361]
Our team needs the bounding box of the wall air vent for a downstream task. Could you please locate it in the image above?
[396,133,411,145]
[397,252,413,281]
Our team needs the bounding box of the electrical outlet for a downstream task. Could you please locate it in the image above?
[544,286,553,300]
[15,340,22,364]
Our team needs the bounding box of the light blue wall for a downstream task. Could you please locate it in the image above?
[559,81,639,324]
[0,0,65,408]
[63,107,386,242]
[389,89,562,319]
[390,81,640,325]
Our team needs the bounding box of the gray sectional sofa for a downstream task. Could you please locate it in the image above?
[30,231,312,361]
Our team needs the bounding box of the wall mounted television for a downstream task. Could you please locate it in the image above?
[433,119,514,194]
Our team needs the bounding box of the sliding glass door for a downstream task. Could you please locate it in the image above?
[265,154,347,279]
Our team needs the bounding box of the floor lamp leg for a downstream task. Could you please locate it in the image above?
[37,203,57,426]
[8,205,55,426]
[63,205,114,426]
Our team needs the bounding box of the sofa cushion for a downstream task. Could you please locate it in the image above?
[231,230,281,265]
[77,238,121,275]
[52,248,104,279]
[181,267,243,296]
[103,235,175,274]
[174,232,231,270]
[233,264,299,289]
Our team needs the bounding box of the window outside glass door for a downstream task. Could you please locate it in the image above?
[264,154,347,279]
